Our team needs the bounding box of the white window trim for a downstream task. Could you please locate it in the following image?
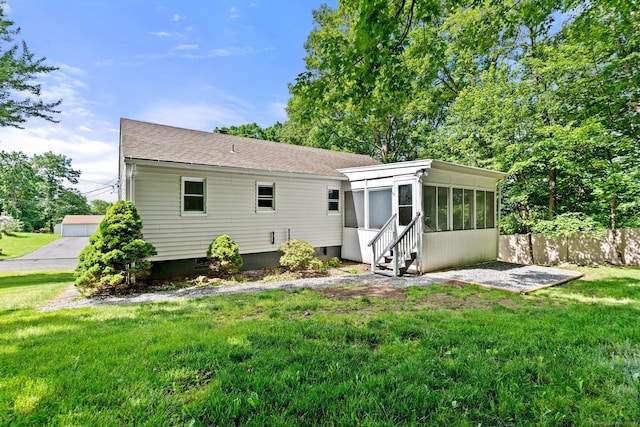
[256,181,275,213]
[327,186,340,215]
[181,176,206,215]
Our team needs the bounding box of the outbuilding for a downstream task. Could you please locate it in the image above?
[59,215,104,237]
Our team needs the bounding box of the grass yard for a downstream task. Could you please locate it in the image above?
[0,268,638,426]
[0,232,60,259]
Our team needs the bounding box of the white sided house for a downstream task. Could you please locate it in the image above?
[119,118,506,278]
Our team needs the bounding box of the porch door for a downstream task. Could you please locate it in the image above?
[396,182,415,229]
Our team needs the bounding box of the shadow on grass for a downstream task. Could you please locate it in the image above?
[549,272,640,302]
[0,272,75,290]
[1,232,24,238]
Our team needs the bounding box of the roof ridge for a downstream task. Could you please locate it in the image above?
[120,118,375,160]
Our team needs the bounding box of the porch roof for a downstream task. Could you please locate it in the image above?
[338,159,507,181]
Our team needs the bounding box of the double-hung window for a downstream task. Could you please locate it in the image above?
[328,188,340,213]
[257,182,275,211]
[182,177,206,214]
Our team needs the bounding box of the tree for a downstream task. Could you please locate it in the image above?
[90,199,113,215]
[75,201,156,294]
[0,4,61,128]
[214,122,283,142]
[287,0,639,234]
[287,1,430,162]
[0,150,37,223]
[32,151,82,229]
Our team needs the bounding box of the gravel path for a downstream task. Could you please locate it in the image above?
[40,273,446,312]
[39,262,584,312]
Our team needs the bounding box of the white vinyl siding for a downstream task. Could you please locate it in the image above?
[130,164,344,261]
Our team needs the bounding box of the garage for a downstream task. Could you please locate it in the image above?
[59,215,104,237]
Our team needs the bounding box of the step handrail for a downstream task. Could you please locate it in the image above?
[367,214,397,247]
[389,213,421,276]
[389,212,421,249]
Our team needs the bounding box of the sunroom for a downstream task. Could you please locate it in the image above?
[338,160,507,276]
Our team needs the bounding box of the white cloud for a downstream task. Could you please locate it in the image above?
[150,31,185,40]
[56,63,86,76]
[173,44,199,51]
[266,102,288,123]
[0,125,119,201]
[181,47,257,59]
[172,14,186,21]
[2,2,11,14]
[0,64,120,201]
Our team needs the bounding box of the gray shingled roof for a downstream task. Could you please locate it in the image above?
[120,118,381,178]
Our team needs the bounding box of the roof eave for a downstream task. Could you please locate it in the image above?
[124,157,349,181]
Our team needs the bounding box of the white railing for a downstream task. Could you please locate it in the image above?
[367,214,397,273]
[389,213,421,276]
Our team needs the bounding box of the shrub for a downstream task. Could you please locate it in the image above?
[0,215,23,238]
[74,201,156,294]
[327,256,341,268]
[532,212,602,238]
[279,239,322,271]
[207,235,243,277]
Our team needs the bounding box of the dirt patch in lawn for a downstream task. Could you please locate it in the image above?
[317,285,407,301]
[40,285,81,311]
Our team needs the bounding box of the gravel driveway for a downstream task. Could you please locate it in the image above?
[40,262,583,312]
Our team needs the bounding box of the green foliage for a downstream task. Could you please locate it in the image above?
[0,150,89,231]
[286,0,640,232]
[326,256,341,268]
[206,235,243,277]
[279,239,322,271]
[89,199,113,215]
[214,122,283,142]
[74,201,156,294]
[531,213,602,238]
[0,4,61,127]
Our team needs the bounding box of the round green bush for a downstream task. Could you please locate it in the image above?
[278,239,322,271]
[207,235,243,276]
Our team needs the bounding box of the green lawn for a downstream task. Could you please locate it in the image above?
[0,267,638,426]
[0,232,60,259]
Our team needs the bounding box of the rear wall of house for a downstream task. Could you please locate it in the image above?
[127,164,344,268]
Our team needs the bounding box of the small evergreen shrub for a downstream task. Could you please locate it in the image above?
[207,235,243,277]
[327,257,341,268]
[279,239,322,271]
[75,201,156,294]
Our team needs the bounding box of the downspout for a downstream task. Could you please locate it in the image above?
[416,169,427,274]
[497,180,503,262]
[126,163,136,203]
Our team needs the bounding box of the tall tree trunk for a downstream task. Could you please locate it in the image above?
[610,192,625,264]
[549,162,556,218]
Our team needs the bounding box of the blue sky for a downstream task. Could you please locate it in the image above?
[0,0,336,201]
